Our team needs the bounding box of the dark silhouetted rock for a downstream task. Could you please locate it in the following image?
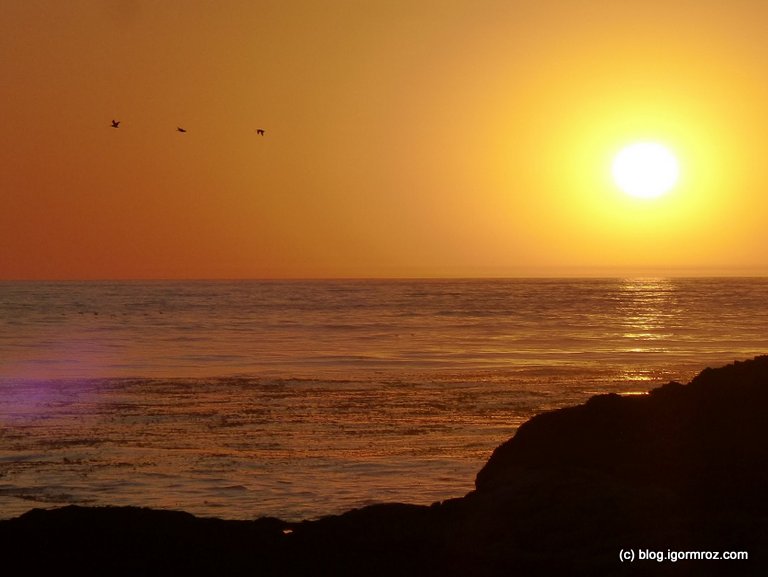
[0,505,289,576]
[3,357,768,576]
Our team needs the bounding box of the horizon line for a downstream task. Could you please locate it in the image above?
[2,268,767,283]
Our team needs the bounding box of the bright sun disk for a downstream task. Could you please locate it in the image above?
[611,142,680,199]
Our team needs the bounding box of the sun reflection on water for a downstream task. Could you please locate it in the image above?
[618,278,679,354]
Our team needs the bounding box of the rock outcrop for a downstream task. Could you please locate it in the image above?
[3,357,767,576]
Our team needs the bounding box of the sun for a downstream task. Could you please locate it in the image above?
[611,142,680,199]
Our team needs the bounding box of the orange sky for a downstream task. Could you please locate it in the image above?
[2,0,768,279]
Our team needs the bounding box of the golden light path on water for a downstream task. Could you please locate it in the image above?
[2,279,768,520]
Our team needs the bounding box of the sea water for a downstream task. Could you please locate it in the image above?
[1,278,767,520]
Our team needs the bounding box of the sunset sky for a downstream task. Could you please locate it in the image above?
[2,0,768,279]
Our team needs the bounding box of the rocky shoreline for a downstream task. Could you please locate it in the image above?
[3,357,767,575]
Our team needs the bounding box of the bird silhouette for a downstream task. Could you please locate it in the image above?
[177,127,187,133]
[256,129,265,136]
[111,120,120,128]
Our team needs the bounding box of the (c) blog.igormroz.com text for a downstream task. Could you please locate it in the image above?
[619,549,749,563]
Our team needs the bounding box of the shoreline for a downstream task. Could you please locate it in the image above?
[2,356,767,575]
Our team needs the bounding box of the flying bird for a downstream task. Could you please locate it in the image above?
[111,120,120,128]
[256,129,265,136]
[177,127,187,133]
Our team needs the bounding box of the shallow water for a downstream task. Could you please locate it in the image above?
[1,278,767,519]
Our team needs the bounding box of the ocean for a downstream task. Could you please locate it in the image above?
[1,278,767,520]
